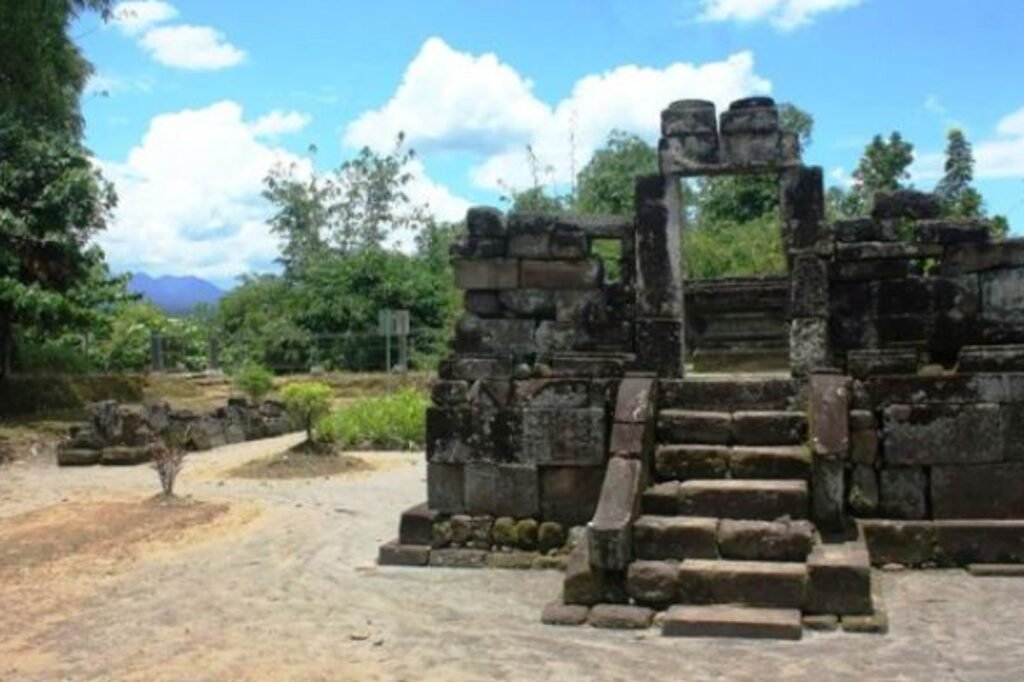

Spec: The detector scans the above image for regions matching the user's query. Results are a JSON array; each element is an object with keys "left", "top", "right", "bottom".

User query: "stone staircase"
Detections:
[{"left": 629, "top": 377, "right": 875, "bottom": 639}]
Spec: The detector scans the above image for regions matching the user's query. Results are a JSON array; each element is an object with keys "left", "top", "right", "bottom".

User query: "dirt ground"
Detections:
[{"left": 3, "top": 436, "right": 1024, "bottom": 681}]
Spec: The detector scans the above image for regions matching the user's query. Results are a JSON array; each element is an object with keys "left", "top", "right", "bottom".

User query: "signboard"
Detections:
[{"left": 378, "top": 309, "right": 410, "bottom": 336}]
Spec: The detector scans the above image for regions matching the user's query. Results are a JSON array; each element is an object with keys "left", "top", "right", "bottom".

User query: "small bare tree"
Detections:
[{"left": 148, "top": 427, "right": 188, "bottom": 497}]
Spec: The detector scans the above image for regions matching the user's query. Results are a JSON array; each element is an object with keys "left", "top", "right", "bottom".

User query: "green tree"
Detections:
[
  {"left": 0, "top": 1, "right": 119, "bottom": 379},
  {"left": 263, "top": 148, "right": 332, "bottom": 277},
  {"left": 575, "top": 130, "right": 657, "bottom": 215},
  {"left": 233, "top": 362, "right": 275, "bottom": 402},
  {"left": 0, "top": 115, "right": 117, "bottom": 378},
  {"left": 333, "top": 133, "right": 427, "bottom": 252},
  {"left": 215, "top": 274, "right": 310, "bottom": 370},
  {"left": 853, "top": 132, "right": 914, "bottom": 195},
  {"left": 827, "top": 132, "right": 915, "bottom": 220},
  {"left": 0, "top": 0, "right": 113, "bottom": 133},
  {"left": 281, "top": 381, "right": 333, "bottom": 444},
  {"left": 935, "top": 129, "right": 977, "bottom": 216}
]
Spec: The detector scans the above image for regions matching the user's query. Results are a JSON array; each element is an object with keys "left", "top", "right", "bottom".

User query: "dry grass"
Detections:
[
  {"left": 0, "top": 498, "right": 232, "bottom": 577},
  {"left": 225, "top": 445, "right": 373, "bottom": 480}
]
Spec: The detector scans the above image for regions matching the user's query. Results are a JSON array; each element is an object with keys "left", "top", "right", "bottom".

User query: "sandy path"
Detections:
[{"left": 2, "top": 436, "right": 1024, "bottom": 681}]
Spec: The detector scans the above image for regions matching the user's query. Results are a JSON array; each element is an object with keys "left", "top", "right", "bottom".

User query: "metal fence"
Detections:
[{"left": 150, "top": 326, "right": 449, "bottom": 375}]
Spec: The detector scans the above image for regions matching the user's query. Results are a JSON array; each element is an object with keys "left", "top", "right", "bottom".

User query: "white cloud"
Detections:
[
  {"left": 924, "top": 94, "right": 946, "bottom": 116},
  {"left": 829, "top": 166, "right": 854, "bottom": 189},
  {"left": 975, "top": 106, "right": 1024, "bottom": 178},
  {"left": 85, "top": 72, "right": 155, "bottom": 96},
  {"left": 249, "top": 110, "right": 313, "bottom": 137},
  {"left": 996, "top": 107, "right": 1024, "bottom": 138},
  {"left": 345, "top": 39, "right": 772, "bottom": 193},
  {"left": 97, "top": 101, "right": 309, "bottom": 283},
  {"left": 344, "top": 37, "right": 549, "bottom": 153},
  {"left": 139, "top": 25, "right": 246, "bottom": 70},
  {"left": 913, "top": 105, "right": 1024, "bottom": 181},
  {"left": 112, "top": 0, "right": 177, "bottom": 35},
  {"left": 697, "top": 0, "right": 862, "bottom": 31},
  {"left": 97, "top": 101, "right": 471, "bottom": 282}
]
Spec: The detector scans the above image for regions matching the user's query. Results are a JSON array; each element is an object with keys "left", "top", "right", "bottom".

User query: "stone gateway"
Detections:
[{"left": 380, "top": 96, "right": 1024, "bottom": 640}]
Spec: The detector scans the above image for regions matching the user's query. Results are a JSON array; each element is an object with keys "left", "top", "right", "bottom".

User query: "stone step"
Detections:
[
  {"left": 633, "top": 515, "right": 718, "bottom": 561},
  {"left": 718, "top": 519, "right": 816, "bottom": 561},
  {"left": 677, "top": 559, "right": 808, "bottom": 609},
  {"left": 732, "top": 411, "right": 808, "bottom": 446},
  {"left": 657, "top": 410, "right": 731, "bottom": 445},
  {"left": 657, "top": 410, "right": 808, "bottom": 447},
  {"left": 631, "top": 516, "right": 815, "bottom": 562},
  {"left": 805, "top": 540, "right": 874, "bottom": 615},
  {"left": 655, "top": 444, "right": 811, "bottom": 481},
  {"left": 678, "top": 479, "right": 808, "bottom": 520},
  {"left": 658, "top": 378, "right": 799, "bottom": 412},
  {"left": 661, "top": 605, "right": 802, "bottom": 640},
  {"left": 691, "top": 348, "right": 789, "bottom": 374}
]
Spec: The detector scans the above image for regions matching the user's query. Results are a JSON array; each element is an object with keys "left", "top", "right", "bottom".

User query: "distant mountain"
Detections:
[{"left": 128, "top": 273, "right": 226, "bottom": 314}]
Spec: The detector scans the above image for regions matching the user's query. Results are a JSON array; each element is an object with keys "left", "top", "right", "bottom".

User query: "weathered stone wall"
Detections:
[
  {"left": 829, "top": 191, "right": 1024, "bottom": 368},
  {"left": 57, "top": 398, "right": 292, "bottom": 466},
  {"left": 846, "top": 374, "right": 1024, "bottom": 521},
  {"left": 429, "top": 209, "right": 640, "bottom": 525}
]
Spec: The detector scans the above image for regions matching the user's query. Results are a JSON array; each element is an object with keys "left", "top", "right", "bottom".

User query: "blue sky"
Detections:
[{"left": 75, "top": 0, "right": 1024, "bottom": 288}]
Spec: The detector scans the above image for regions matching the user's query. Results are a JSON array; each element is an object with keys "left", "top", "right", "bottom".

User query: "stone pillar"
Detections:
[
  {"left": 634, "top": 174, "right": 685, "bottom": 377},
  {"left": 782, "top": 165, "right": 830, "bottom": 376},
  {"left": 809, "top": 372, "right": 850, "bottom": 534}
]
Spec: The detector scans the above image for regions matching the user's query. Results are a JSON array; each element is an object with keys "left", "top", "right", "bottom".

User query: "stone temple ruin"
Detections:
[{"left": 379, "top": 96, "right": 1024, "bottom": 639}]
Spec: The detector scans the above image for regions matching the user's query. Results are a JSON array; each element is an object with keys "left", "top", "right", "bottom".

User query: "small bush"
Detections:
[
  {"left": 233, "top": 362, "right": 275, "bottom": 402},
  {"left": 317, "top": 388, "right": 427, "bottom": 450},
  {"left": 281, "top": 381, "right": 333, "bottom": 443}
]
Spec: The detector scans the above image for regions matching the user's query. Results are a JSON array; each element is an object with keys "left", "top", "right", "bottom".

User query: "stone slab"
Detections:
[
  {"left": 378, "top": 540, "right": 430, "bottom": 567},
  {"left": 641, "top": 481, "right": 680, "bottom": 516},
  {"left": 589, "top": 458, "right": 642, "bottom": 570},
  {"left": 657, "top": 410, "right": 732, "bottom": 445},
  {"left": 655, "top": 444, "right": 729, "bottom": 480},
  {"left": 626, "top": 560, "right": 679, "bottom": 607},
  {"left": 540, "top": 466, "right": 605, "bottom": 526},
  {"left": 398, "top": 502, "right": 438, "bottom": 546},
  {"left": 882, "top": 403, "right": 1002, "bottom": 466},
  {"left": 633, "top": 515, "right": 718, "bottom": 561},
  {"left": 805, "top": 543, "right": 873, "bottom": 615},
  {"left": 732, "top": 411, "right": 808, "bottom": 447},
  {"left": 967, "top": 564, "right": 1024, "bottom": 577},
  {"left": 717, "top": 519, "right": 814, "bottom": 562},
  {"left": 662, "top": 605, "right": 802, "bottom": 640},
  {"left": 522, "top": 408, "right": 606, "bottom": 466},
  {"left": 678, "top": 480, "right": 808, "bottom": 521},
  {"left": 931, "top": 463, "right": 1024, "bottom": 519},
  {"left": 454, "top": 259, "right": 519, "bottom": 290},
  {"left": 587, "top": 604, "right": 654, "bottom": 629},
  {"left": 428, "top": 548, "right": 488, "bottom": 568},
  {"left": 427, "top": 462, "right": 465, "bottom": 514},
  {"left": 879, "top": 468, "right": 928, "bottom": 520},
  {"left": 541, "top": 602, "right": 590, "bottom": 626},
  {"left": 676, "top": 559, "right": 807, "bottom": 609}
]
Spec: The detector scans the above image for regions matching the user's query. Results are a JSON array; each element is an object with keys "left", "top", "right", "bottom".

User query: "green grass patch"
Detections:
[
  {"left": 317, "top": 388, "right": 427, "bottom": 450},
  {"left": 0, "top": 374, "right": 145, "bottom": 417}
]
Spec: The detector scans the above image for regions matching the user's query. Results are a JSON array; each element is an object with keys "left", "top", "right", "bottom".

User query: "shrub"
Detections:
[
  {"left": 317, "top": 388, "right": 427, "bottom": 450},
  {"left": 233, "top": 362, "right": 275, "bottom": 402},
  {"left": 281, "top": 381, "right": 333, "bottom": 443}
]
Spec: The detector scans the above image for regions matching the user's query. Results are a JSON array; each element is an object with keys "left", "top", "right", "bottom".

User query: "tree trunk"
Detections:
[{"left": 0, "top": 316, "right": 13, "bottom": 383}]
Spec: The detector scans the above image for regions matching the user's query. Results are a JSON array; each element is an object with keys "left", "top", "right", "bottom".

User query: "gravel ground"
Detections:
[{"left": 2, "top": 434, "right": 1024, "bottom": 681}]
